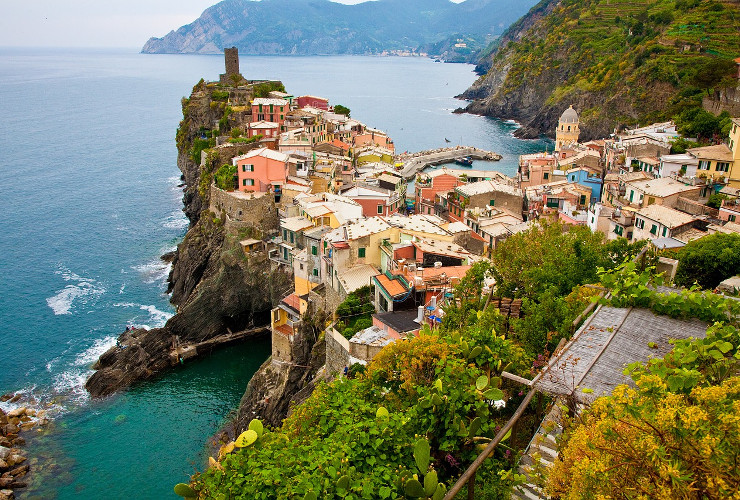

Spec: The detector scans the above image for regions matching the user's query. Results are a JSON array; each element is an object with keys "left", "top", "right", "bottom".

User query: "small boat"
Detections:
[{"left": 454, "top": 156, "right": 473, "bottom": 167}]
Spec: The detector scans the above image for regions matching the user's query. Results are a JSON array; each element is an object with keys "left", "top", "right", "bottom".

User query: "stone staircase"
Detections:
[{"left": 511, "top": 404, "right": 564, "bottom": 500}]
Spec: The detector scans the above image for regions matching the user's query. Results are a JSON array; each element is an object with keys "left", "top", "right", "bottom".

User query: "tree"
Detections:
[
  {"left": 333, "top": 104, "right": 351, "bottom": 117},
  {"left": 675, "top": 233, "right": 740, "bottom": 289},
  {"left": 491, "top": 220, "right": 610, "bottom": 299}
]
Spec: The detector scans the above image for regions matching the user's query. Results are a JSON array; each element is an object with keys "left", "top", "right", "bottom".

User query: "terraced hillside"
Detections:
[{"left": 462, "top": 0, "right": 740, "bottom": 140}]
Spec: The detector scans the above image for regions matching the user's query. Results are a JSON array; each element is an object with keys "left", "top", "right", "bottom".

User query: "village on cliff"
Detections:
[{"left": 192, "top": 50, "right": 740, "bottom": 374}]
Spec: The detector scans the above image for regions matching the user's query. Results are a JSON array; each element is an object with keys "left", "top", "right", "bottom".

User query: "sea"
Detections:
[{"left": 0, "top": 48, "right": 550, "bottom": 499}]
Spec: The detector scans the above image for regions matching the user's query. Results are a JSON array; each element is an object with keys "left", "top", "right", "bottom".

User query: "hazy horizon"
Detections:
[{"left": 1, "top": 0, "right": 465, "bottom": 49}]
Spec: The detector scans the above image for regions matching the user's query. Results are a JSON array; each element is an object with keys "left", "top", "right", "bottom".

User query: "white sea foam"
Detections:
[
  {"left": 140, "top": 304, "right": 173, "bottom": 326},
  {"left": 163, "top": 210, "right": 189, "bottom": 230},
  {"left": 74, "top": 336, "right": 117, "bottom": 367},
  {"left": 46, "top": 266, "right": 105, "bottom": 315},
  {"left": 133, "top": 260, "right": 172, "bottom": 284},
  {"left": 113, "top": 302, "right": 173, "bottom": 328}
]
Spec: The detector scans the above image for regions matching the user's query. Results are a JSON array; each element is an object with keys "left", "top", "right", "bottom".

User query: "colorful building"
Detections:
[
  {"left": 251, "top": 98, "right": 288, "bottom": 130},
  {"left": 297, "top": 95, "right": 329, "bottom": 111},
  {"left": 233, "top": 147, "right": 289, "bottom": 195}
]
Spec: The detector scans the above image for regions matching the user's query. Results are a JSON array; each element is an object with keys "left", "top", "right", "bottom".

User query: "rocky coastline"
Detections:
[
  {"left": 84, "top": 77, "right": 313, "bottom": 438},
  {"left": 0, "top": 395, "right": 51, "bottom": 500}
]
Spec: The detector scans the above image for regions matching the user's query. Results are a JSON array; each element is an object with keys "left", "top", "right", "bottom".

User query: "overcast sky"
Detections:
[{"left": 1, "top": 0, "right": 460, "bottom": 48}]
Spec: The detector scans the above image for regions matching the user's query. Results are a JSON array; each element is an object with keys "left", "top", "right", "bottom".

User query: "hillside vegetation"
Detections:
[{"left": 463, "top": 0, "right": 740, "bottom": 140}]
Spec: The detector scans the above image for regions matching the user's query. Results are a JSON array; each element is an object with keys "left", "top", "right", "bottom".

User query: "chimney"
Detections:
[{"left": 415, "top": 305, "right": 424, "bottom": 323}]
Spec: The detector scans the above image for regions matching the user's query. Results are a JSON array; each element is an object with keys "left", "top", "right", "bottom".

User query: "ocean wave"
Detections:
[
  {"left": 132, "top": 259, "right": 171, "bottom": 284},
  {"left": 163, "top": 210, "right": 189, "bottom": 230},
  {"left": 46, "top": 266, "right": 105, "bottom": 315},
  {"left": 140, "top": 304, "right": 173, "bottom": 326},
  {"left": 113, "top": 302, "right": 173, "bottom": 328},
  {"left": 74, "top": 336, "right": 117, "bottom": 367}
]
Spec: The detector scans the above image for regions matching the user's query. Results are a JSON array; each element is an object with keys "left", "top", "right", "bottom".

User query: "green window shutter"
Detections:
[
  {"left": 311, "top": 246, "right": 317, "bottom": 255},
  {"left": 358, "top": 247, "right": 366, "bottom": 258},
  {"left": 662, "top": 227, "right": 667, "bottom": 237},
  {"left": 313, "top": 269, "right": 318, "bottom": 276},
  {"left": 650, "top": 224, "right": 657, "bottom": 235},
  {"left": 629, "top": 191, "right": 634, "bottom": 202},
  {"left": 489, "top": 199, "right": 495, "bottom": 206},
  {"left": 580, "top": 195, "right": 586, "bottom": 205}
]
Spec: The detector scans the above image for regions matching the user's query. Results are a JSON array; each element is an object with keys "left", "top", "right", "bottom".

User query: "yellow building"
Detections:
[
  {"left": 727, "top": 118, "right": 740, "bottom": 187},
  {"left": 555, "top": 105, "right": 580, "bottom": 152}
]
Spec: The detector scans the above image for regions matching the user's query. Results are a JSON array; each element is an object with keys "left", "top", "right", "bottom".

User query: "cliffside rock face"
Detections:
[
  {"left": 141, "top": 0, "right": 538, "bottom": 56},
  {"left": 234, "top": 309, "right": 329, "bottom": 431},
  {"left": 86, "top": 80, "right": 293, "bottom": 397},
  {"left": 86, "top": 229, "right": 293, "bottom": 397},
  {"left": 461, "top": 0, "right": 740, "bottom": 140}
]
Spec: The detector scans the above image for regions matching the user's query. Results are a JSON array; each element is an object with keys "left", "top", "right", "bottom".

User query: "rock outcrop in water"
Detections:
[{"left": 86, "top": 80, "right": 293, "bottom": 397}]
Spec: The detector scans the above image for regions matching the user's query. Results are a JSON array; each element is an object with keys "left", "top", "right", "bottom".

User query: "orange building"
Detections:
[{"left": 233, "top": 147, "right": 289, "bottom": 194}]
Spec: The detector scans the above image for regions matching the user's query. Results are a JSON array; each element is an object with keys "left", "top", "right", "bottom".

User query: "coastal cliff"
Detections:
[
  {"left": 460, "top": 0, "right": 740, "bottom": 140},
  {"left": 141, "top": 0, "right": 538, "bottom": 58},
  {"left": 86, "top": 80, "right": 293, "bottom": 397}
]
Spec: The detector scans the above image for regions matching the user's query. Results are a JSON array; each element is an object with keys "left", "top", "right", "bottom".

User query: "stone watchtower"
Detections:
[
  {"left": 220, "top": 47, "right": 243, "bottom": 84},
  {"left": 555, "top": 105, "right": 580, "bottom": 152}
]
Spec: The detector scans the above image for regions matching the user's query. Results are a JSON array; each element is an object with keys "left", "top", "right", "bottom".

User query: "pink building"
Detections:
[
  {"left": 339, "top": 185, "right": 401, "bottom": 217},
  {"left": 719, "top": 199, "right": 740, "bottom": 223},
  {"left": 353, "top": 130, "right": 394, "bottom": 153},
  {"left": 248, "top": 120, "right": 279, "bottom": 139},
  {"left": 297, "top": 95, "right": 329, "bottom": 110},
  {"left": 415, "top": 169, "right": 464, "bottom": 215},
  {"left": 251, "top": 98, "right": 288, "bottom": 130},
  {"left": 233, "top": 147, "right": 289, "bottom": 194}
]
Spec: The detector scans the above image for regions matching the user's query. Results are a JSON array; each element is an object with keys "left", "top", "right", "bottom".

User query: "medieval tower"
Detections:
[{"left": 220, "top": 47, "right": 242, "bottom": 84}]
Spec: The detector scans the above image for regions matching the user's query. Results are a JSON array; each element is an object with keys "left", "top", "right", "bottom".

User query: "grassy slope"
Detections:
[{"left": 473, "top": 0, "right": 740, "bottom": 137}]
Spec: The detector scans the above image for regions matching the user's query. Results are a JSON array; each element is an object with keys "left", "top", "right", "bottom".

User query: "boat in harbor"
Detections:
[{"left": 454, "top": 156, "right": 473, "bottom": 166}]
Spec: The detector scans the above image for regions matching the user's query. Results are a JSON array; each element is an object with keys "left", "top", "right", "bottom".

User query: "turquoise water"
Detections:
[{"left": 0, "top": 48, "right": 548, "bottom": 499}]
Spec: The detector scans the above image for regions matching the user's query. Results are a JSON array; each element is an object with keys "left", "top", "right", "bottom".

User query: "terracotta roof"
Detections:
[
  {"left": 374, "top": 274, "right": 408, "bottom": 297},
  {"left": 281, "top": 293, "right": 302, "bottom": 313},
  {"left": 274, "top": 324, "right": 293, "bottom": 337}
]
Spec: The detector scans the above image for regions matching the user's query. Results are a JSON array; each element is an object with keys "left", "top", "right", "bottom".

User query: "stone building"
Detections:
[
  {"left": 555, "top": 105, "right": 580, "bottom": 152},
  {"left": 220, "top": 46, "right": 243, "bottom": 84}
]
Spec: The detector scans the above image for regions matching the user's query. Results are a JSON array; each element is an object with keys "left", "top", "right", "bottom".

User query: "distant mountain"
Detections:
[
  {"left": 461, "top": 0, "right": 740, "bottom": 140},
  {"left": 141, "top": 0, "right": 538, "bottom": 57}
]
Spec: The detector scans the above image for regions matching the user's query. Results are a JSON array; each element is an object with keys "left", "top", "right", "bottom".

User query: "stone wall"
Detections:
[
  {"left": 210, "top": 186, "right": 279, "bottom": 234},
  {"left": 325, "top": 327, "right": 350, "bottom": 375},
  {"left": 272, "top": 329, "right": 294, "bottom": 363},
  {"left": 324, "top": 284, "right": 345, "bottom": 319},
  {"left": 703, "top": 87, "right": 740, "bottom": 117}
]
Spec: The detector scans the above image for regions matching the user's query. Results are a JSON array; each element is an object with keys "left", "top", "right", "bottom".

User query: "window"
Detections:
[
  {"left": 650, "top": 224, "right": 658, "bottom": 235},
  {"left": 313, "top": 269, "right": 318, "bottom": 276},
  {"left": 241, "top": 164, "right": 254, "bottom": 172},
  {"left": 377, "top": 205, "right": 384, "bottom": 214},
  {"left": 629, "top": 191, "right": 634, "bottom": 202},
  {"left": 698, "top": 160, "right": 710, "bottom": 170},
  {"left": 299, "top": 263, "right": 304, "bottom": 270},
  {"left": 614, "top": 225, "right": 623, "bottom": 236},
  {"left": 716, "top": 162, "right": 730, "bottom": 172},
  {"left": 662, "top": 227, "right": 667, "bottom": 237},
  {"left": 729, "top": 214, "right": 737, "bottom": 222},
  {"left": 647, "top": 197, "right": 655, "bottom": 205},
  {"left": 358, "top": 247, "right": 366, "bottom": 258},
  {"left": 289, "top": 232, "right": 294, "bottom": 243},
  {"left": 489, "top": 199, "right": 495, "bottom": 207},
  {"left": 242, "top": 178, "right": 254, "bottom": 186},
  {"left": 543, "top": 172, "right": 549, "bottom": 180},
  {"left": 635, "top": 218, "right": 645, "bottom": 229},
  {"left": 283, "top": 229, "right": 287, "bottom": 240},
  {"left": 273, "top": 309, "right": 280, "bottom": 323},
  {"left": 311, "top": 245, "right": 317, "bottom": 256},
  {"left": 579, "top": 195, "right": 587, "bottom": 205}
]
